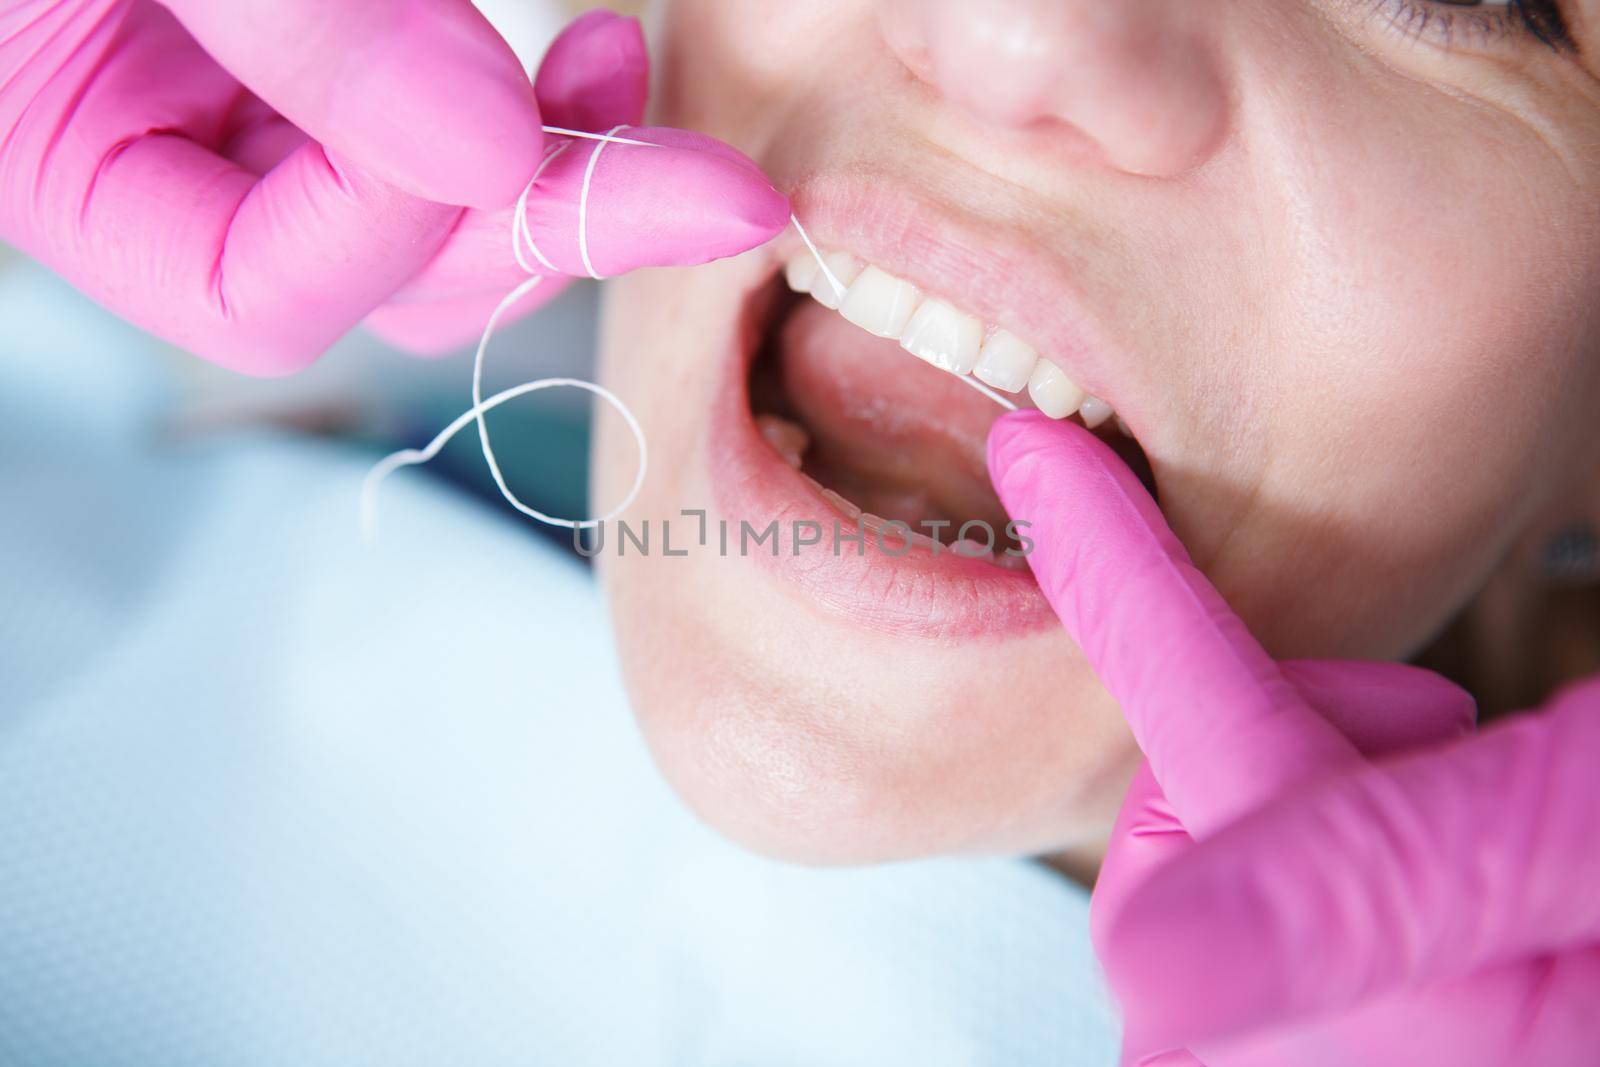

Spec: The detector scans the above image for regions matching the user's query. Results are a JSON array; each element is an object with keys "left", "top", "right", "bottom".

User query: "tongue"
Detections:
[{"left": 775, "top": 298, "right": 1012, "bottom": 536}]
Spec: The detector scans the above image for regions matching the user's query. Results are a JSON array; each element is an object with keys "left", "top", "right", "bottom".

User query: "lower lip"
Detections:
[{"left": 707, "top": 276, "right": 1056, "bottom": 641}]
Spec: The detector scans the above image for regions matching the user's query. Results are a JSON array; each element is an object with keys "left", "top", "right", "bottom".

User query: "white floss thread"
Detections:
[
  {"left": 362, "top": 125, "right": 656, "bottom": 541},
  {"left": 361, "top": 128, "right": 1011, "bottom": 541}
]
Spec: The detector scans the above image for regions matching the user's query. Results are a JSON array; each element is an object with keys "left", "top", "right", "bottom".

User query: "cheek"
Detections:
[
  {"left": 1232, "top": 30, "right": 1597, "bottom": 438},
  {"left": 654, "top": 0, "right": 877, "bottom": 135},
  {"left": 1296, "top": 124, "right": 1594, "bottom": 502},
  {"left": 1181, "top": 51, "right": 1600, "bottom": 655}
]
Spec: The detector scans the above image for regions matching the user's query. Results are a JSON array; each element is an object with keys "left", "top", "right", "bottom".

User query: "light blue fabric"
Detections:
[{"left": 0, "top": 264, "right": 1120, "bottom": 1066}]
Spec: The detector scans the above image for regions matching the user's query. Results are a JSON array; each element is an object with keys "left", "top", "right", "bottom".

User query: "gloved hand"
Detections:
[
  {"left": 0, "top": 3, "right": 788, "bottom": 373},
  {"left": 987, "top": 411, "right": 1600, "bottom": 1067}
]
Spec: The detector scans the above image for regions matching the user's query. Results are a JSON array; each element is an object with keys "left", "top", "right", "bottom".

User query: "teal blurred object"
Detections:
[
  {"left": 150, "top": 273, "right": 609, "bottom": 548},
  {"left": 367, "top": 280, "right": 608, "bottom": 535},
  {"left": 387, "top": 380, "right": 595, "bottom": 541}
]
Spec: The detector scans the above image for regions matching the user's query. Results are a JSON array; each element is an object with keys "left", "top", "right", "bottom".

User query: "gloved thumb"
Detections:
[
  {"left": 519, "top": 126, "right": 791, "bottom": 279},
  {"left": 371, "top": 123, "right": 791, "bottom": 340},
  {"left": 157, "top": 0, "right": 542, "bottom": 210}
]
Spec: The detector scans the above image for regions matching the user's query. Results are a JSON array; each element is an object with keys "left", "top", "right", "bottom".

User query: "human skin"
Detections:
[{"left": 590, "top": 0, "right": 1600, "bottom": 864}]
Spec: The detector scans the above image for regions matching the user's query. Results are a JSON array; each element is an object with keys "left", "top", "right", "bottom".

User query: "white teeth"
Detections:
[
  {"left": 1027, "top": 359, "right": 1086, "bottom": 420},
  {"left": 810, "top": 252, "right": 861, "bottom": 310},
  {"left": 974, "top": 329, "right": 1039, "bottom": 394},
  {"left": 818, "top": 485, "right": 863, "bottom": 521},
  {"left": 839, "top": 266, "right": 921, "bottom": 338},
  {"left": 788, "top": 243, "right": 1118, "bottom": 426},
  {"left": 859, "top": 511, "right": 942, "bottom": 551},
  {"left": 784, "top": 255, "right": 819, "bottom": 294},
  {"left": 900, "top": 298, "right": 982, "bottom": 375},
  {"left": 1079, "top": 395, "right": 1114, "bottom": 430}
]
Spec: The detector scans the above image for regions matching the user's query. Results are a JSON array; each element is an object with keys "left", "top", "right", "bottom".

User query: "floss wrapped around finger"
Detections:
[{"left": 361, "top": 123, "right": 789, "bottom": 539}]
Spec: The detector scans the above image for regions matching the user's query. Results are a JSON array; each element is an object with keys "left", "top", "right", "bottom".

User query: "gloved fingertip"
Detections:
[
  {"left": 1279, "top": 660, "right": 1479, "bottom": 753},
  {"left": 599, "top": 161, "right": 788, "bottom": 268},
  {"left": 370, "top": 88, "right": 543, "bottom": 213},
  {"left": 524, "top": 127, "right": 791, "bottom": 275},
  {"left": 536, "top": 9, "right": 650, "bottom": 130},
  {"left": 984, "top": 409, "right": 1082, "bottom": 500},
  {"left": 448, "top": 97, "right": 546, "bottom": 212},
  {"left": 629, "top": 126, "right": 773, "bottom": 180},
  {"left": 334, "top": 5, "right": 545, "bottom": 210},
  {"left": 986, "top": 408, "right": 1053, "bottom": 465},
  {"left": 412, "top": 74, "right": 543, "bottom": 210}
]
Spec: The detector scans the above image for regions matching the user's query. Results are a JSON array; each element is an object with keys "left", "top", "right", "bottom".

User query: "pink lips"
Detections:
[{"left": 706, "top": 241, "right": 1056, "bottom": 642}]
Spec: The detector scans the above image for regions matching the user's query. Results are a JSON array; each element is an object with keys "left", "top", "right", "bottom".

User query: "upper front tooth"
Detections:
[
  {"left": 899, "top": 298, "right": 982, "bottom": 375},
  {"left": 1079, "top": 396, "right": 1114, "bottom": 429},
  {"left": 973, "top": 329, "right": 1039, "bottom": 394},
  {"left": 839, "top": 266, "right": 921, "bottom": 338},
  {"left": 790, "top": 246, "right": 1112, "bottom": 424},
  {"left": 810, "top": 252, "right": 862, "bottom": 309},
  {"left": 1027, "top": 359, "right": 1087, "bottom": 419},
  {"left": 785, "top": 254, "right": 819, "bottom": 294}
]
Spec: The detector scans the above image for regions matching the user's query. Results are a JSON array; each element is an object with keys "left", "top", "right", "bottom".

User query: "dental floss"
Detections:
[
  {"left": 359, "top": 375, "right": 646, "bottom": 538},
  {"left": 362, "top": 127, "right": 1012, "bottom": 541},
  {"left": 956, "top": 374, "right": 1018, "bottom": 412},
  {"left": 362, "top": 125, "right": 657, "bottom": 541},
  {"left": 791, "top": 213, "right": 846, "bottom": 300},
  {"left": 539, "top": 125, "right": 661, "bottom": 149}
]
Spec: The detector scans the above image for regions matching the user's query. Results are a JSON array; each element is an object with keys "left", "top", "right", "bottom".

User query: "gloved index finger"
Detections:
[
  {"left": 159, "top": 0, "right": 542, "bottom": 210},
  {"left": 986, "top": 412, "right": 1360, "bottom": 837}
]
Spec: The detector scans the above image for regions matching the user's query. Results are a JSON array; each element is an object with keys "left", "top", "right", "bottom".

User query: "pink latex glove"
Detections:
[
  {"left": 0, "top": 4, "right": 788, "bottom": 373},
  {"left": 987, "top": 411, "right": 1600, "bottom": 1067}
]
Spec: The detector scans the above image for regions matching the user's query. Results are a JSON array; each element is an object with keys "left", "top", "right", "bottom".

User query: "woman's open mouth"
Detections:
[{"left": 706, "top": 184, "right": 1153, "bottom": 640}]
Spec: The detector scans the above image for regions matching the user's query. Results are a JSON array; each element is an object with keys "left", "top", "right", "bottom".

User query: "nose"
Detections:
[{"left": 878, "top": 0, "right": 1229, "bottom": 176}]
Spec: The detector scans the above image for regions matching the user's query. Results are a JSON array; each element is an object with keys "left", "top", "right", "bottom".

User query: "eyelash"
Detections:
[{"left": 1375, "top": 0, "right": 1572, "bottom": 50}]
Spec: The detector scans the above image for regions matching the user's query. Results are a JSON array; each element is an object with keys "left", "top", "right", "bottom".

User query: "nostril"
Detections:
[
  {"left": 1077, "top": 62, "right": 1230, "bottom": 178},
  {"left": 929, "top": 39, "right": 1065, "bottom": 131}
]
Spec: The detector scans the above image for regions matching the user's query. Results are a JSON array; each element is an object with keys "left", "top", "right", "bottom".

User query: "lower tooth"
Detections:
[
  {"left": 818, "top": 485, "right": 863, "bottom": 521},
  {"left": 952, "top": 537, "right": 995, "bottom": 561},
  {"left": 756, "top": 414, "right": 809, "bottom": 470},
  {"left": 858, "top": 510, "right": 897, "bottom": 537},
  {"left": 859, "top": 511, "right": 940, "bottom": 550}
]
